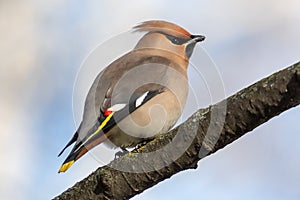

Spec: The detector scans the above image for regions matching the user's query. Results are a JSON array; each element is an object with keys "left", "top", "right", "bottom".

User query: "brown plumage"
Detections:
[
  {"left": 58, "top": 20, "right": 205, "bottom": 172},
  {"left": 134, "top": 20, "right": 192, "bottom": 39}
]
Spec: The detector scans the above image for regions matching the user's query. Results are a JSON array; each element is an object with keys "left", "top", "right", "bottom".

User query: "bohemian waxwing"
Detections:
[{"left": 58, "top": 20, "right": 205, "bottom": 172}]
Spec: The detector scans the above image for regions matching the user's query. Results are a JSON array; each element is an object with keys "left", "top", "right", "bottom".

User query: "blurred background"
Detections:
[{"left": 0, "top": 0, "right": 299, "bottom": 199}]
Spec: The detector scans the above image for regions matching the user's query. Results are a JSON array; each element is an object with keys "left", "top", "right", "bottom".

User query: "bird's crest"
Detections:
[{"left": 134, "top": 20, "right": 192, "bottom": 39}]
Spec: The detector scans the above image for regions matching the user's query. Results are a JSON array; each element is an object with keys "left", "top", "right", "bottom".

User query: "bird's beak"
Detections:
[
  {"left": 190, "top": 35, "right": 206, "bottom": 43},
  {"left": 185, "top": 35, "right": 205, "bottom": 58}
]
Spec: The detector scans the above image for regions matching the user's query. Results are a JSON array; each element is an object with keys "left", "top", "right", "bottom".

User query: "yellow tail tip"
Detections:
[{"left": 58, "top": 160, "right": 75, "bottom": 173}]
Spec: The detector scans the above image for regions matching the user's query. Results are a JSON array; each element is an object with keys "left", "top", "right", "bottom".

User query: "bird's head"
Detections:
[{"left": 133, "top": 20, "right": 205, "bottom": 60}]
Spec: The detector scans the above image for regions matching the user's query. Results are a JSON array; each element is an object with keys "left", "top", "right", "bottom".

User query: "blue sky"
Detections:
[{"left": 0, "top": 1, "right": 300, "bottom": 199}]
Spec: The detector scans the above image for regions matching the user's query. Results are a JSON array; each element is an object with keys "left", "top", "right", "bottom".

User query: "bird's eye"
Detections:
[
  {"left": 171, "top": 37, "right": 179, "bottom": 44},
  {"left": 165, "top": 35, "right": 187, "bottom": 45}
]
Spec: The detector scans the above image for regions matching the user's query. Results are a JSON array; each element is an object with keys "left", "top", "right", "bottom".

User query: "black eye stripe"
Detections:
[{"left": 165, "top": 34, "right": 189, "bottom": 45}]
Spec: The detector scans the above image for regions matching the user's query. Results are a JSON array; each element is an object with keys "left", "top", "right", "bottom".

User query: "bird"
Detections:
[{"left": 58, "top": 20, "right": 205, "bottom": 173}]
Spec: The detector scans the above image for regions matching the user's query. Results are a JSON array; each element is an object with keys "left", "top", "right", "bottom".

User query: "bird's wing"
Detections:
[
  {"left": 58, "top": 50, "right": 180, "bottom": 172},
  {"left": 57, "top": 131, "right": 78, "bottom": 157},
  {"left": 76, "top": 85, "right": 166, "bottom": 152},
  {"left": 58, "top": 85, "right": 166, "bottom": 173},
  {"left": 79, "top": 50, "right": 172, "bottom": 139}
]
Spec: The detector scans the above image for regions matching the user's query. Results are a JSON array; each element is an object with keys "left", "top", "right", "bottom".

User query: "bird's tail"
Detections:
[
  {"left": 58, "top": 112, "right": 115, "bottom": 173},
  {"left": 58, "top": 133, "right": 108, "bottom": 173}
]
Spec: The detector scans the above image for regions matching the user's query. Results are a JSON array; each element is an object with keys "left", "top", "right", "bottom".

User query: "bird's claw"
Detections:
[{"left": 114, "top": 147, "right": 129, "bottom": 159}]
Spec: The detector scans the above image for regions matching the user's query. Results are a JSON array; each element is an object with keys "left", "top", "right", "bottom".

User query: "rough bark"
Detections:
[{"left": 53, "top": 61, "right": 300, "bottom": 200}]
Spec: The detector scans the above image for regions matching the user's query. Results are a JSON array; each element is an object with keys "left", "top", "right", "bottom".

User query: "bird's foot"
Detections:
[
  {"left": 114, "top": 147, "right": 129, "bottom": 159},
  {"left": 132, "top": 139, "right": 153, "bottom": 153}
]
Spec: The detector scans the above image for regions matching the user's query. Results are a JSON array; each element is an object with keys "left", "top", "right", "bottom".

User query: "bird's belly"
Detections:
[
  {"left": 106, "top": 90, "right": 185, "bottom": 148},
  {"left": 106, "top": 115, "right": 179, "bottom": 148}
]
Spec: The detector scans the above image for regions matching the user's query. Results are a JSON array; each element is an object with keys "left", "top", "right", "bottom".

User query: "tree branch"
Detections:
[{"left": 54, "top": 61, "right": 300, "bottom": 200}]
